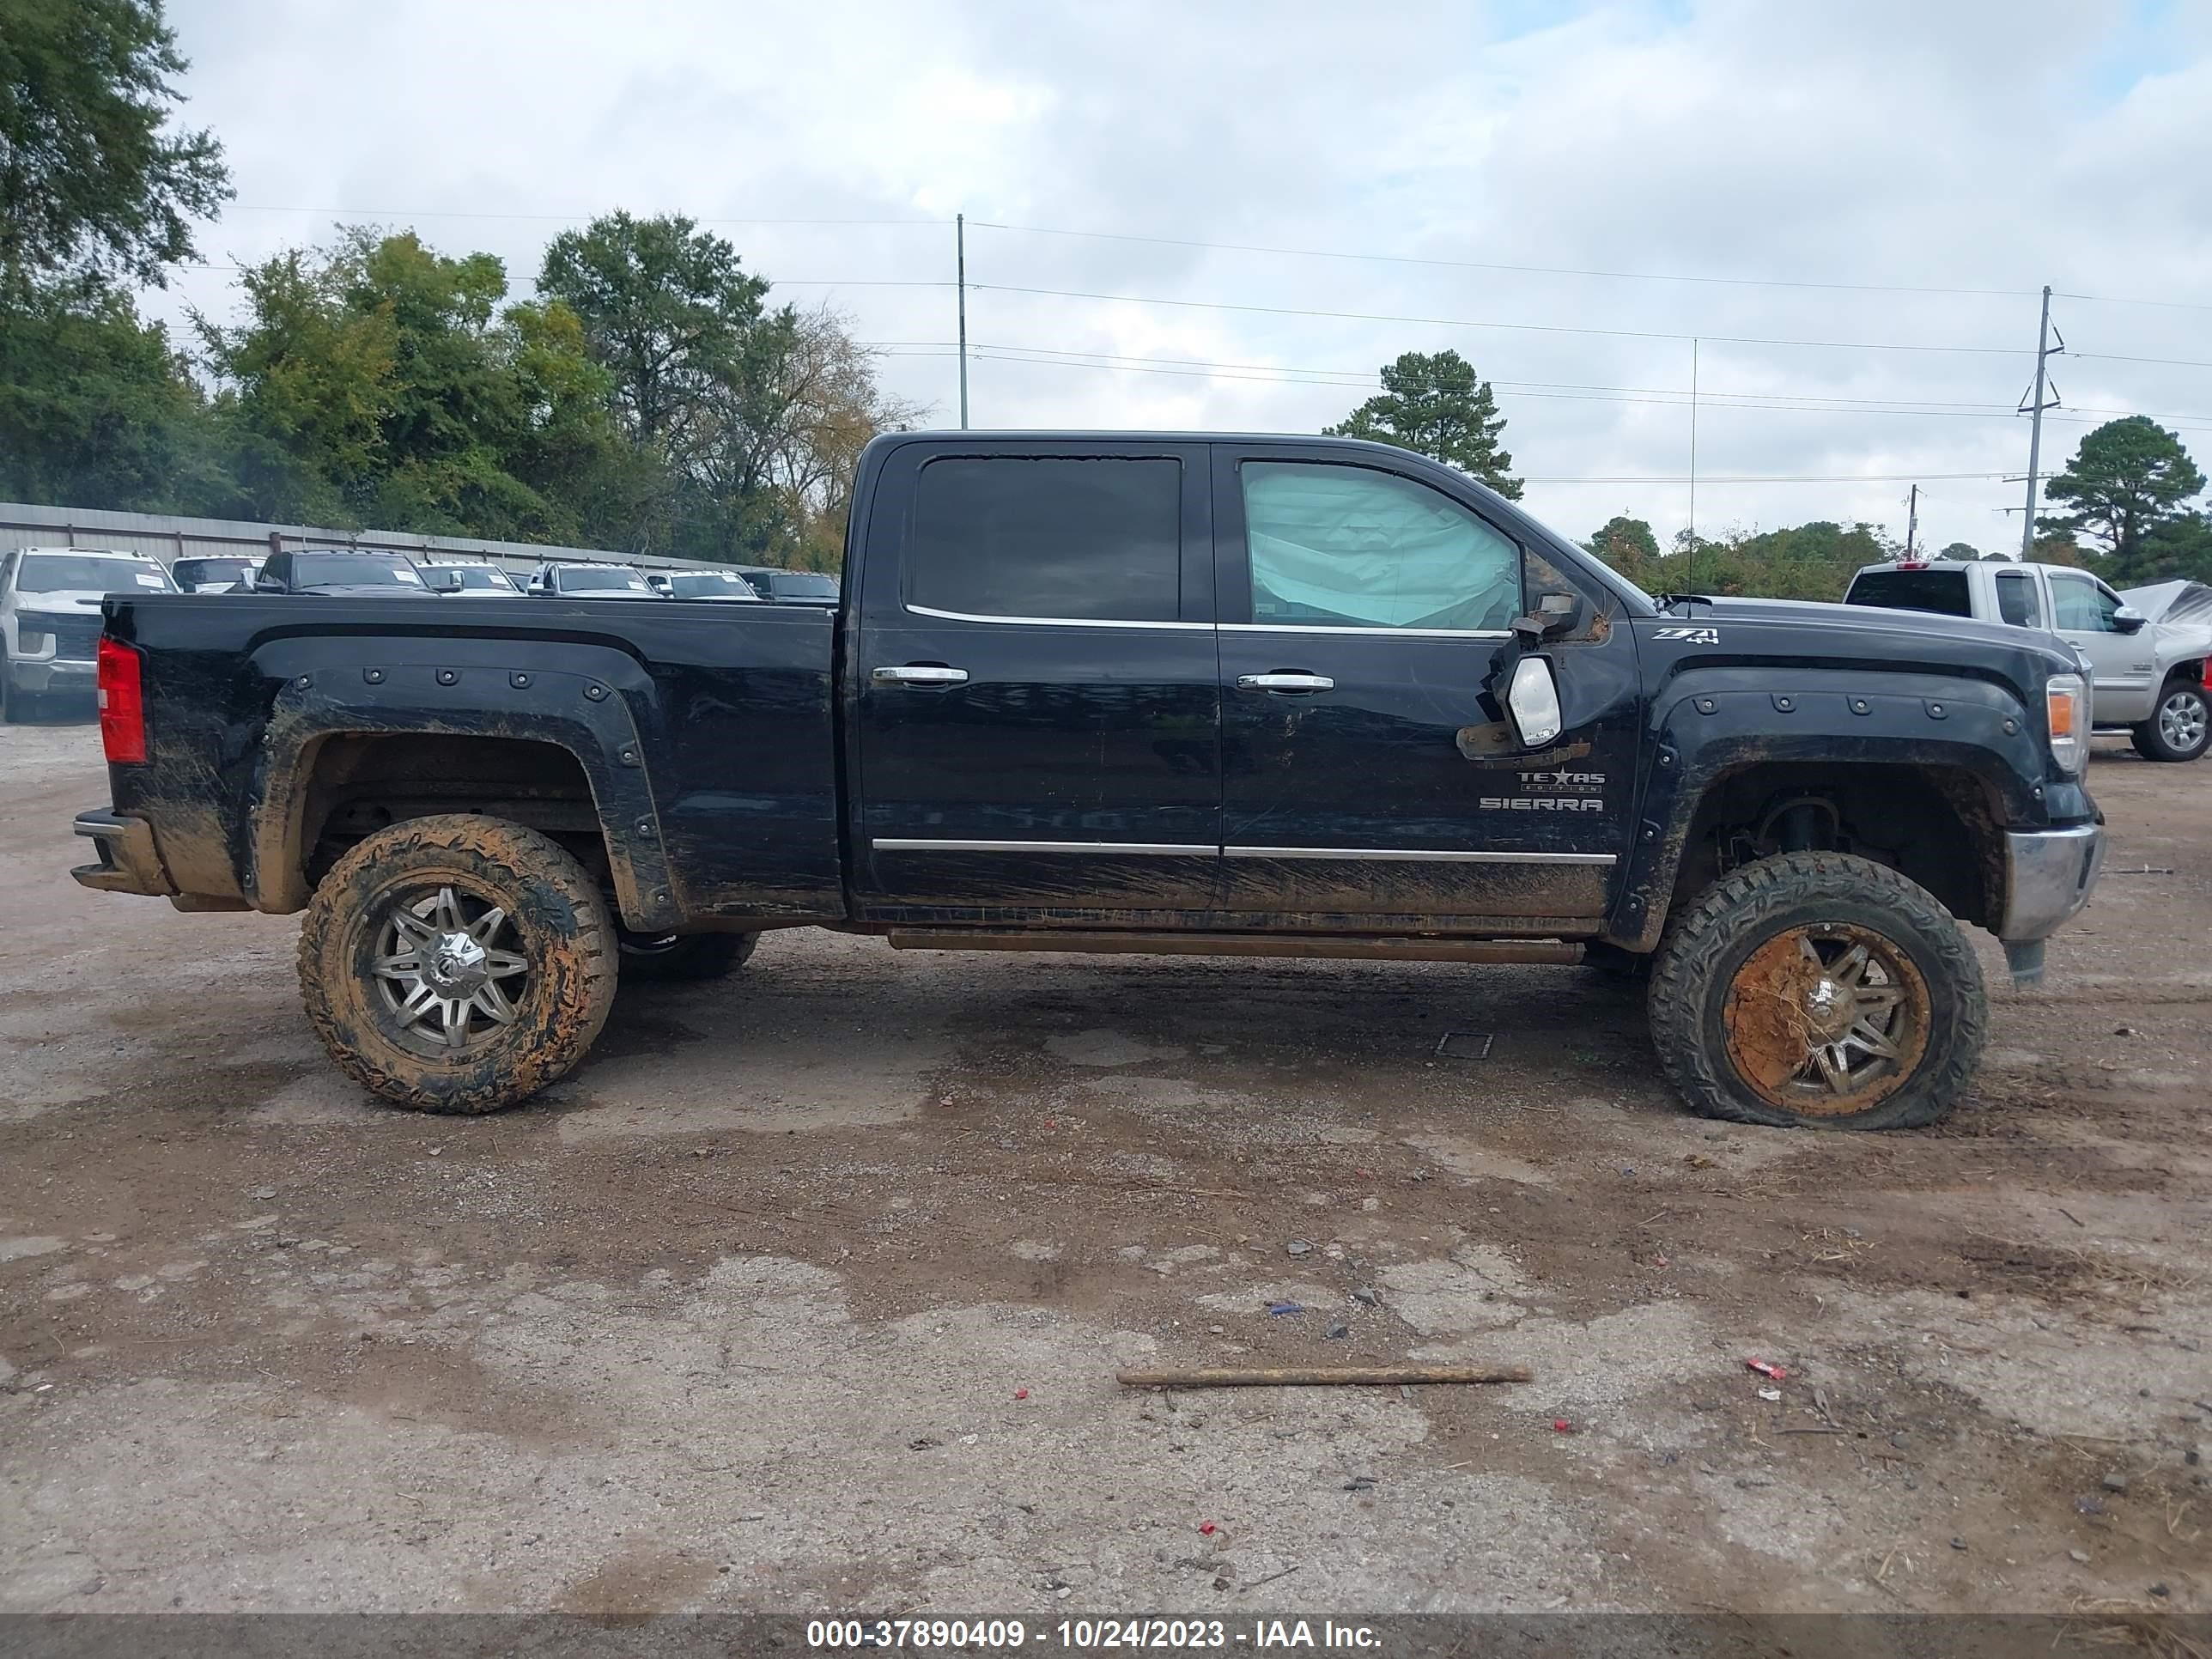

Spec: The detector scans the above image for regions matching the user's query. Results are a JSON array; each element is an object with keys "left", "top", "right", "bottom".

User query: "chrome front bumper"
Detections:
[
  {"left": 1997, "top": 822, "right": 2104, "bottom": 986},
  {"left": 2000, "top": 822, "right": 2105, "bottom": 942}
]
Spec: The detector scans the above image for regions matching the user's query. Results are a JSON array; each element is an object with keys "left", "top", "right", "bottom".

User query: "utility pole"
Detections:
[
  {"left": 956, "top": 213, "right": 969, "bottom": 430},
  {"left": 2019, "top": 284, "right": 2062, "bottom": 558},
  {"left": 1905, "top": 484, "right": 1919, "bottom": 558},
  {"left": 1686, "top": 337, "right": 1699, "bottom": 586}
]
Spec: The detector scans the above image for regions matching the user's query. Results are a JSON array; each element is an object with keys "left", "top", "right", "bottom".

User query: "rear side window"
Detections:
[
  {"left": 1994, "top": 569, "right": 2043, "bottom": 628},
  {"left": 908, "top": 457, "right": 1182, "bottom": 623},
  {"left": 1844, "top": 568, "right": 1972, "bottom": 618}
]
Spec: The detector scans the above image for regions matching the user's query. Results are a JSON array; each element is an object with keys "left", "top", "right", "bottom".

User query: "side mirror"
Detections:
[
  {"left": 1505, "top": 655, "right": 1564, "bottom": 749},
  {"left": 2112, "top": 605, "right": 2147, "bottom": 634},
  {"left": 1534, "top": 590, "right": 1587, "bottom": 638},
  {"left": 427, "top": 570, "right": 464, "bottom": 594}
]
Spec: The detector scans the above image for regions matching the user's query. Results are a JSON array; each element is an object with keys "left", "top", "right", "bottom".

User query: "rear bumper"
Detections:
[
  {"left": 1998, "top": 822, "right": 2104, "bottom": 943},
  {"left": 71, "top": 808, "right": 174, "bottom": 897}
]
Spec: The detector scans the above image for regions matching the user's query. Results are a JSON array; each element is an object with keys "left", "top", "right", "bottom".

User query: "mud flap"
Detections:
[{"left": 2002, "top": 939, "right": 2046, "bottom": 988}]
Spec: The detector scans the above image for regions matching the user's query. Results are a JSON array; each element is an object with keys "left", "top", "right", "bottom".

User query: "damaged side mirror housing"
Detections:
[{"left": 1505, "top": 655, "right": 1563, "bottom": 749}]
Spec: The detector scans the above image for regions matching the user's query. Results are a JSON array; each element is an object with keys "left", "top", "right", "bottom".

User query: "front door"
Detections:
[
  {"left": 2049, "top": 568, "right": 2155, "bottom": 723},
  {"left": 852, "top": 440, "right": 1221, "bottom": 921},
  {"left": 1210, "top": 443, "right": 1642, "bottom": 930}
]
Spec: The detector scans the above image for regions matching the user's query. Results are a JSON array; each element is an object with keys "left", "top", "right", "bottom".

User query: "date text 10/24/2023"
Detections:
[{"left": 805, "top": 1618, "right": 1382, "bottom": 1650}]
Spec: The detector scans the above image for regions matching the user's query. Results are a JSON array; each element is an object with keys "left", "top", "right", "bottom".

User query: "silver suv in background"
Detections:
[
  {"left": 527, "top": 561, "right": 658, "bottom": 599},
  {"left": 1843, "top": 557, "right": 2212, "bottom": 762},
  {"left": 3, "top": 546, "right": 177, "bottom": 720}
]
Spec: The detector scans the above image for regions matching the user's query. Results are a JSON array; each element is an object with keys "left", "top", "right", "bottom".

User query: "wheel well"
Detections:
[
  {"left": 1666, "top": 762, "right": 2002, "bottom": 933},
  {"left": 2165, "top": 659, "right": 2205, "bottom": 688},
  {"left": 292, "top": 733, "right": 611, "bottom": 893}
]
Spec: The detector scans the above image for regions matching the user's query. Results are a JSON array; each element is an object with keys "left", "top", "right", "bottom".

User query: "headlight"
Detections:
[
  {"left": 2045, "top": 672, "right": 2087, "bottom": 775},
  {"left": 15, "top": 627, "right": 52, "bottom": 655}
]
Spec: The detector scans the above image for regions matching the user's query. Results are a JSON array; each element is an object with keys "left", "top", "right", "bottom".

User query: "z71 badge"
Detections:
[{"left": 1654, "top": 626, "right": 1719, "bottom": 644}]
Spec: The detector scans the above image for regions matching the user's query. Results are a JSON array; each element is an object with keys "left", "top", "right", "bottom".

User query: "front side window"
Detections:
[
  {"left": 1994, "top": 569, "right": 2043, "bottom": 629},
  {"left": 1240, "top": 462, "right": 1520, "bottom": 631},
  {"left": 2050, "top": 573, "right": 2120, "bottom": 631},
  {"left": 17, "top": 555, "right": 173, "bottom": 594},
  {"left": 908, "top": 456, "right": 1182, "bottom": 623}
]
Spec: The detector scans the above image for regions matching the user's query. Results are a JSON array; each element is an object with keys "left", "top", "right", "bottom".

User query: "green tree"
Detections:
[
  {"left": 538, "top": 212, "right": 777, "bottom": 465},
  {"left": 1937, "top": 541, "right": 1981, "bottom": 560},
  {"left": 1584, "top": 515, "right": 1662, "bottom": 586},
  {"left": 0, "top": 281, "right": 209, "bottom": 507},
  {"left": 2107, "top": 512, "right": 2212, "bottom": 586},
  {"left": 200, "top": 228, "right": 623, "bottom": 541},
  {"left": 0, "top": 0, "right": 231, "bottom": 295},
  {"left": 2038, "top": 416, "right": 2205, "bottom": 561},
  {"left": 1325, "top": 349, "right": 1522, "bottom": 498}
]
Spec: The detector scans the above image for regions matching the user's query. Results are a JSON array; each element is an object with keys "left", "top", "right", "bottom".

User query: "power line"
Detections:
[
  {"left": 969, "top": 218, "right": 2037, "bottom": 301},
  {"left": 965, "top": 283, "right": 2029, "bottom": 356},
  {"left": 227, "top": 204, "right": 939, "bottom": 226},
  {"left": 2073, "top": 350, "right": 2212, "bottom": 370},
  {"left": 890, "top": 340, "right": 2212, "bottom": 432}
]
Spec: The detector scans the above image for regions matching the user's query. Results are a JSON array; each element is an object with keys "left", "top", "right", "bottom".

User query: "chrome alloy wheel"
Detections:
[
  {"left": 2158, "top": 688, "right": 2208, "bottom": 754},
  {"left": 1722, "top": 922, "right": 1930, "bottom": 1114},
  {"left": 370, "top": 885, "right": 531, "bottom": 1049}
]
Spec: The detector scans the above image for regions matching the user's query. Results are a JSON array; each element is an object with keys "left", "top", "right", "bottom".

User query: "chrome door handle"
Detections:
[
  {"left": 1237, "top": 672, "right": 1334, "bottom": 693},
  {"left": 872, "top": 665, "right": 969, "bottom": 686}
]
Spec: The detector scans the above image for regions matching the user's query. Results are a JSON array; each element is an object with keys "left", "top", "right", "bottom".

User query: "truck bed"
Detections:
[{"left": 97, "top": 593, "right": 845, "bottom": 927}]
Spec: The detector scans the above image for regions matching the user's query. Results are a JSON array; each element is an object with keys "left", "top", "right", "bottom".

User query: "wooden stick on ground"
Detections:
[{"left": 1116, "top": 1364, "right": 1531, "bottom": 1389}]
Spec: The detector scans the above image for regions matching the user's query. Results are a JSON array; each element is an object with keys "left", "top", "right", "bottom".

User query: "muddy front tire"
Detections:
[
  {"left": 298, "top": 815, "right": 617, "bottom": 1114},
  {"left": 1646, "top": 851, "right": 1986, "bottom": 1130}
]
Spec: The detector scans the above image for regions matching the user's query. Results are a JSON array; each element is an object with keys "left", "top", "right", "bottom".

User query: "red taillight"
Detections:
[
  {"left": 1895, "top": 560, "right": 1929, "bottom": 570},
  {"left": 2203, "top": 659, "right": 2211, "bottom": 690},
  {"left": 97, "top": 637, "right": 146, "bottom": 764}
]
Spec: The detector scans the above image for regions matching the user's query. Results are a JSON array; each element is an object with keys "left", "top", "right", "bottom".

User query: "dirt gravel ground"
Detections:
[{"left": 1, "top": 715, "right": 2205, "bottom": 1619}]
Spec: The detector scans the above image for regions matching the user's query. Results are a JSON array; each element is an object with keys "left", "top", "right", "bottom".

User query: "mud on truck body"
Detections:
[{"left": 73, "top": 432, "right": 2104, "bottom": 1130}]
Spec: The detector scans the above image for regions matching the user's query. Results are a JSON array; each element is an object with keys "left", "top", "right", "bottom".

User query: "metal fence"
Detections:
[{"left": 0, "top": 501, "right": 736, "bottom": 580}]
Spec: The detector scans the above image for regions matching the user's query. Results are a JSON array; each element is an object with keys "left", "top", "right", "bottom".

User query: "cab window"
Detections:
[
  {"left": 1994, "top": 569, "right": 2043, "bottom": 629},
  {"left": 1239, "top": 462, "right": 1519, "bottom": 632},
  {"left": 2050, "top": 572, "right": 2121, "bottom": 632}
]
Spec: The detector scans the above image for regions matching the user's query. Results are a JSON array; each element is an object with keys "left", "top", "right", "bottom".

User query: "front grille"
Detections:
[{"left": 35, "top": 615, "right": 103, "bottom": 661}]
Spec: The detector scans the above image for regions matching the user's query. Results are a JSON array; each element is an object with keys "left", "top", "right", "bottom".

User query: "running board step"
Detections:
[{"left": 884, "top": 931, "right": 1583, "bottom": 964}]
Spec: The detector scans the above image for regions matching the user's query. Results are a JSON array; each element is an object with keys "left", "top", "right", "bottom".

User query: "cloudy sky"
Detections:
[{"left": 155, "top": 0, "right": 2212, "bottom": 556}]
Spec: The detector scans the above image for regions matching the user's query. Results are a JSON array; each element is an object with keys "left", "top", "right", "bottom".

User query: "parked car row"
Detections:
[
  {"left": 1841, "top": 556, "right": 2212, "bottom": 762},
  {"left": 1, "top": 541, "right": 841, "bottom": 720}
]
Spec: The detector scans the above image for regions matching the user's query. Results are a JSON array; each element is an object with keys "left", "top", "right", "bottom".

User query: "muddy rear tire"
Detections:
[
  {"left": 1646, "top": 851, "right": 1985, "bottom": 1130},
  {"left": 297, "top": 814, "right": 617, "bottom": 1115}
]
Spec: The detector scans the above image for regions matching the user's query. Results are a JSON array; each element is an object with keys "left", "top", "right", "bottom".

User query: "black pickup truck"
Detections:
[{"left": 72, "top": 431, "right": 2104, "bottom": 1130}]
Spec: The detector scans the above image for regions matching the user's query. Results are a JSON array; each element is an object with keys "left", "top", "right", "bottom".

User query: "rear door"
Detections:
[
  {"left": 851, "top": 439, "right": 1220, "bottom": 921},
  {"left": 2050, "top": 568, "right": 2155, "bottom": 722},
  {"left": 1209, "top": 441, "right": 1641, "bottom": 928}
]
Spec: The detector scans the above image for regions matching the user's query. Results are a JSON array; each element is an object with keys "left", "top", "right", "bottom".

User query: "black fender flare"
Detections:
[
  {"left": 244, "top": 635, "right": 681, "bottom": 930},
  {"left": 1607, "top": 668, "right": 2053, "bottom": 951}
]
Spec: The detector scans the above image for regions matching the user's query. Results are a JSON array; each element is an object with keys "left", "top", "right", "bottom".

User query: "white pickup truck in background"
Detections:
[{"left": 1844, "top": 557, "right": 2212, "bottom": 762}]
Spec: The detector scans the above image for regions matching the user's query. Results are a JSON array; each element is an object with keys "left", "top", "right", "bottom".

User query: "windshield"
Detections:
[
  {"left": 669, "top": 573, "right": 761, "bottom": 600},
  {"left": 175, "top": 558, "right": 252, "bottom": 583},
  {"left": 293, "top": 553, "right": 425, "bottom": 589},
  {"left": 767, "top": 572, "right": 840, "bottom": 599},
  {"left": 560, "top": 566, "right": 652, "bottom": 592},
  {"left": 437, "top": 567, "right": 518, "bottom": 592},
  {"left": 17, "top": 554, "right": 174, "bottom": 594}
]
